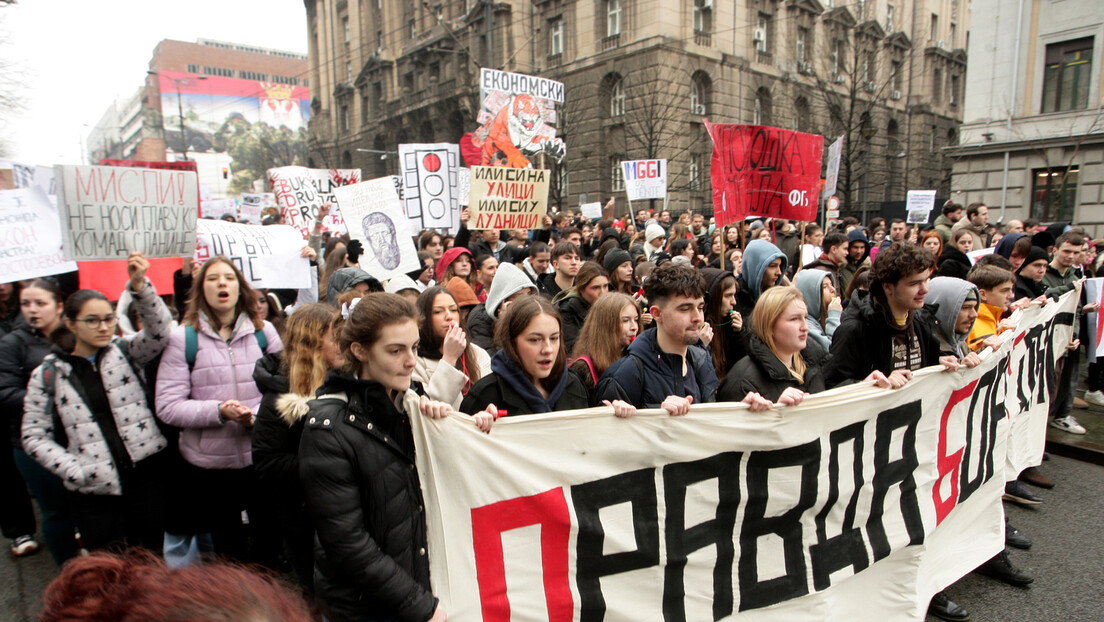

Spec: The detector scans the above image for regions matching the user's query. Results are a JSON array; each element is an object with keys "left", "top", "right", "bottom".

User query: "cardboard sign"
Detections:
[
  {"left": 267, "top": 166, "right": 361, "bottom": 237},
  {"left": 705, "top": 123, "right": 824, "bottom": 226},
  {"left": 56, "top": 165, "right": 198, "bottom": 261},
  {"left": 906, "top": 190, "right": 937, "bottom": 224},
  {"left": 580, "top": 201, "right": 603, "bottom": 220},
  {"left": 0, "top": 187, "right": 78, "bottom": 282},
  {"left": 473, "top": 69, "right": 565, "bottom": 169},
  {"left": 239, "top": 193, "right": 274, "bottom": 223},
  {"left": 200, "top": 198, "right": 237, "bottom": 219},
  {"left": 332, "top": 177, "right": 420, "bottom": 282},
  {"left": 194, "top": 220, "right": 310, "bottom": 289},
  {"left": 399, "top": 143, "right": 462, "bottom": 232},
  {"left": 621, "top": 159, "right": 667, "bottom": 201},
  {"left": 468, "top": 166, "right": 550, "bottom": 230},
  {"left": 823, "top": 136, "right": 843, "bottom": 198}
]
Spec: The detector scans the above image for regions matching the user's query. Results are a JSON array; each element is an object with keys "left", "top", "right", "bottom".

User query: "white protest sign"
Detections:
[
  {"left": 906, "top": 190, "right": 937, "bottom": 224},
  {"left": 333, "top": 177, "right": 420, "bottom": 282},
  {"left": 823, "top": 135, "right": 843, "bottom": 198},
  {"left": 457, "top": 168, "right": 471, "bottom": 208},
  {"left": 412, "top": 290, "right": 1079, "bottom": 620},
  {"left": 200, "top": 198, "right": 237, "bottom": 219},
  {"left": 621, "top": 159, "right": 667, "bottom": 201},
  {"left": 0, "top": 187, "right": 78, "bottom": 282},
  {"left": 268, "top": 166, "right": 360, "bottom": 237},
  {"left": 399, "top": 143, "right": 462, "bottom": 232},
  {"left": 1085, "top": 278, "right": 1104, "bottom": 361},
  {"left": 239, "top": 193, "right": 270, "bottom": 223},
  {"left": 967, "top": 247, "right": 996, "bottom": 264},
  {"left": 580, "top": 201, "right": 602, "bottom": 220},
  {"left": 194, "top": 220, "right": 309, "bottom": 289},
  {"left": 56, "top": 165, "right": 198, "bottom": 261}
]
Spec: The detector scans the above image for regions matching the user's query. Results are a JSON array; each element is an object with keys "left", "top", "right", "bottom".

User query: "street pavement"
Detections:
[{"left": 2, "top": 454, "right": 1102, "bottom": 621}]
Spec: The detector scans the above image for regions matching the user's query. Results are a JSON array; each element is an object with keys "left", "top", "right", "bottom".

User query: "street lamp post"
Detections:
[{"left": 148, "top": 71, "right": 206, "bottom": 161}]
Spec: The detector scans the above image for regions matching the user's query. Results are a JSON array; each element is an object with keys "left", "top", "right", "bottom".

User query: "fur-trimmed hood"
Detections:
[{"left": 276, "top": 393, "right": 313, "bottom": 426}]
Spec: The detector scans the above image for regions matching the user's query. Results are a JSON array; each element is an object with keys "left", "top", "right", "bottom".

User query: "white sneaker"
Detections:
[
  {"left": 10, "top": 535, "right": 38, "bottom": 557},
  {"left": 1050, "top": 415, "right": 1087, "bottom": 434},
  {"left": 1084, "top": 390, "right": 1104, "bottom": 408}
]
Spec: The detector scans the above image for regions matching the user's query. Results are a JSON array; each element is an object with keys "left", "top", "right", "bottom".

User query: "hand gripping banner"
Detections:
[{"left": 412, "top": 289, "right": 1077, "bottom": 621}]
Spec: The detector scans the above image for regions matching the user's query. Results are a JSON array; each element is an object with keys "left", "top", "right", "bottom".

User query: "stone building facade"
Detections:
[
  {"left": 306, "top": 0, "right": 967, "bottom": 220},
  {"left": 949, "top": 0, "right": 1103, "bottom": 234}
]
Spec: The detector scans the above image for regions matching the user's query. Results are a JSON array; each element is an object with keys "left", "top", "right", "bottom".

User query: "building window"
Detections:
[
  {"left": 855, "top": 0, "right": 865, "bottom": 20},
  {"left": 341, "top": 104, "right": 350, "bottom": 132},
  {"left": 346, "top": 61, "right": 353, "bottom": 83},
  {"left": 1042, "top": 37, "right": 1093, "bottom": 113},
  {"left": 203, "top": 66, "right": 233, "bottom": 77},
  {"left": 239, "top": 70, "right": 268, "bottom": 81},
  {"left": 754, "top": 87, "right": 772, "bottom": 125},
  {"left": 607, "top": 0, "right": 622, "bottom": 37},
  {"left": 950, "top": 74, "right": 959, "bottom": 105},
  {"left": 611, "top": 156, "right": 624, "bottom": 192},
  {"left": 930, "top": 13, "right": 938, "bottom": 41},
  {"left": 796, "top": 27, "right": 808, "bottom": 64},
  {"left": 343, "top": 16, "right": 350, "bottom": 51},
  {"left": 949, "top": 22, "right": 956, "bottom": 46},
  {"left": 756, "top": 13, "right": 770, "bottom": 53},
  {"left": 862, "top": 50, "right": 875, "bottom": 85},
  {"left": 890, "top": 60, "right": 902, "bottom": 91},
  {"left": 550, "top": 18, "right": 564, "bottom": 56},
  {"left": 886, "top": 4, "right": 895, "bottom": 32},
  {"left": 610, "top": 77, "right": 625, "bottom": 117},
  {"left": 1032, "top": 167, "right": 1079, "bottom": 221},
  {"left": 690, "top": 74, "right": 709, "bottom": 115},
  {"left": 832, "top": 39, "right": 845, "bottom": 76},
  {"left": 186, "top": 64, "right": 199, "bottom": 73},
  {"left": 361, "top": 95, "right": 369, "bottom": 125},
  {"left": 689, "top": 153, "right": 702, "bottom": 190},
  {"left": 693, "top": 0, "right": 711, "bottom": 33},
  {"left": 372, "top": 81, "right": 383, "bottom": 112},
  {"left": 933, "top": 67, "right": 943, "bottom": 100}
]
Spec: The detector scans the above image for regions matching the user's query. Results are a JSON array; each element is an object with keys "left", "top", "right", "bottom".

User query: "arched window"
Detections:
[
  {"left": 794, "top": 97, "right": 811, "bottom": 132},
  {"left": 754, "top": 87, "right": 772, "bottom": 125},
  {"left": 341, "top": 150, "right": 353, "bottom": 169},
  {"left": 690, "top": 71, "right": 712, "bottom": 115},
  {"left": 602, "top": 73, "right": 625, "bottom": 118}
]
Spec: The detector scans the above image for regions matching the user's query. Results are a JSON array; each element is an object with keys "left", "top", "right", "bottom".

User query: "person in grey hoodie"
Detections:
[
  {"left": 794, "top": 269, "right": 842, "bottom": 350},
  {"left": 324, "top": 267, "right": 382, "bottom": 306},
  {"left": 731, "top": 240, "right": 789, "bottom": 363},
  {"left": 467, "top": 262, "right": 537, "bottom": 356}
]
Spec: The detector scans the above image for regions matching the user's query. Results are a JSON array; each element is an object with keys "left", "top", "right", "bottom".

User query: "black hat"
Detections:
[
  {"left": 603, "top": 248, "right": 632, "bottom": 274},
  {"left": 1016, "top": 246, "right": 1050, "bottom": 274}
]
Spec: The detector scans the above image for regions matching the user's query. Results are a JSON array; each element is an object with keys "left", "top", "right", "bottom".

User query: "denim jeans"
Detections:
[{"left": 12, "top": 447, "right": 79, "bottom": 564}]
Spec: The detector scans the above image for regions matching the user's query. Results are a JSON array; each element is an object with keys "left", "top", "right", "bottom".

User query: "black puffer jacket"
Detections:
[
  {"left": 825, "top": 289, "right": 942, "bottom": 388},
  {"left": 937, "top": 246, "right": 972, "bottom": 280},
  {"left": 0, "top": 324, "right": 53, "bottom": 448},
  {"left": 555, "top": 293, "right": 590, "bottom": 353},
  {"left": 298, "top": 373, "right": 436, "bottom": 622},
  {"left": 718, "top": 332, "right": 825, "bottom": 402},
  {"left": 466, "top": 302, "right": 496, "bottom": 355}
]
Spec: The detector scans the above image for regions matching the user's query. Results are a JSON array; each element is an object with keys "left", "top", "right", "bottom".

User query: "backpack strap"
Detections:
[
  {"left": 254, "top": 328, "right": 268, "bottom": 354},
  {"left": 184, "top": 325, "right": 198, "bottom": 373},
  {"left": 571, "top": 355, "right": 598, "bottom": 385}
]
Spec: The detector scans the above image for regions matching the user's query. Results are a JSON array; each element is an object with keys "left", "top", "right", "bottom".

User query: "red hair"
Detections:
[{"left": 40, "top": 551, "right": 312, "bottom": 622}]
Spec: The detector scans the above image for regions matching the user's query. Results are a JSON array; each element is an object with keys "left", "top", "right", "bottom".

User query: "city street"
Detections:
[{"left": 3, "top": 453, "right": 1102, "bottom": 621}]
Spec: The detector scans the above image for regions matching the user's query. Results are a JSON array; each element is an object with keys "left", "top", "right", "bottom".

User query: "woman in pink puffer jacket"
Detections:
[{"left": 156, "top": 256, "right": 283, "bottom": 567}]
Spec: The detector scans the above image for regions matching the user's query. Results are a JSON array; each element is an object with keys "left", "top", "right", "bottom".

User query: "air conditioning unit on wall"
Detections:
[
  {"left": 891, "top": 90, "right": 902, "bottom": 100},
  {"left": 753, "top": 28, "right": 766, "bottom": 43}
]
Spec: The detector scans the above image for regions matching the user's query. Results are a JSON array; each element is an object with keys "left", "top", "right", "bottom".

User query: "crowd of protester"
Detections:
[{"left": 2, "top": 198, "right": 1101, "bottom": 621}]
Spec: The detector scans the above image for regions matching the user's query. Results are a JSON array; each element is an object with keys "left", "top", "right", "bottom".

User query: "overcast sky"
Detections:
[{"left": 1, "top": 0, "right": 308, "bottom": 166}]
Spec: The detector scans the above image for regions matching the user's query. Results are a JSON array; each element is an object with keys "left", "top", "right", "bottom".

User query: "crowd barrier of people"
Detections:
[{"left": 2, "top": 199, "right": 1100, "bottom": 621}]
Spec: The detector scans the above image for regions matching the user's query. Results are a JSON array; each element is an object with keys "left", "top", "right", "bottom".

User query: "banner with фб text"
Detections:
[{"left": 412, "top": 290, "right": 1077, "bottom": 621}]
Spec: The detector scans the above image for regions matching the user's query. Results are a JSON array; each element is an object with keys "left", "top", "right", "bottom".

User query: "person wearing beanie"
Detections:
[
  {"left": 1014, "top": 245, "right": 1050, "bottom": 300},
  {"left": 466, "top": 262, "right": 537, "bottom": 356},
  {"left": 603, "top": 248, "right": 635, "bottom": 294},
  {"left": 384, "top": 274, "right": 422, "bottom": 305},
  {"left": 643, "top": 223, "right": 667, "bottom": 260},
  {"left": 446, "top": 276, "right": 480, "bottom": 325},
  {"left": 325, "top": 267, "right": 382, "bottom": 306}
]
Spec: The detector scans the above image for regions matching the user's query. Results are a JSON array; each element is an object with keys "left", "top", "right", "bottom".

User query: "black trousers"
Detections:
[
  {"left": 0, "top": 443, "right": 36, "bottom": 540},
  {"left": 67, "top": 453, "right": 168, "bottom": 553}
]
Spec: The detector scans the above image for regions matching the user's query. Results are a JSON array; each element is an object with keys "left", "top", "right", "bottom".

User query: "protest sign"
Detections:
[
  {"left": 1083, "top": 278, "right": 1103, "bottom": 361},
  {"left": 705, "top": 122, "right": 824, "bottom": 226},
  {"left": 411, "top": 289, "right": 1076, "bottom": 621},
  {"left": 78, "top": 258, "right": 181, "bottom": 302},
  {"left": 200, "top": 198, "right": 237, "bottom": 219},
  {"left": 194, "top": 220, "right": 310, "bottom": 289},
  {"left": 268, "top": 166, "right": 360, "bottom": 237},
  {"left": 468, "top": 166, "right": 549, "bottom": 230},
  {"left": 906, "top": 190, "right": 937, "bottom": 224},
  {"left": 457, "top": 168, "right": 471, "bottom": 207},
  {"left": 0, "top": 187, "right": 78, "bottom": 282},
  {"left": 56, "top": 164, "right": 198, "bottom": 261},
  {"left": 239, "top": 193, "right": 274, "bottom": 223},
  {"left": 0, "top": 159, "right": 36, "bottom": 190},
  {"left": 580, "top": 201, "right": 602, "bottom": 220},
  {"left": 473, "top": 69, "right": 565, "bottom": 169},
  {"left": 332, "top": 177, "right": 420, "bottom": 282},
  {"left": 967, "top": 247, "right": 995, "bottom": 264},
  {"left": 399, "top": 143, "right": 462, "bottom": 231},
  {"left": 823, "top": 136, "right": 843, "bottom": 198},
  {"left": 621, "top": 159, "right": 667, "bottom": 201}
]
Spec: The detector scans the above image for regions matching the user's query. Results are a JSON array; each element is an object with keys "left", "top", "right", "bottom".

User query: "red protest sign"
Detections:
[
  {"left": 78, "top": 257, "right": 182, "bottom": 301},
  {"left": 704, "top": 122, "right": 824, "bottom": 226}
]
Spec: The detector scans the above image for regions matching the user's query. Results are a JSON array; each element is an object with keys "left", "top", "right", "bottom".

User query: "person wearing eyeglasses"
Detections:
[{"left": 21, "top": 252, "right": 175, "bottom": 553}]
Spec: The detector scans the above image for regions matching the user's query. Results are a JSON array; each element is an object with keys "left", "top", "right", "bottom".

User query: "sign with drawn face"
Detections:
[{"left": 332, "top": 176, "right": 420, "bottom": 281}]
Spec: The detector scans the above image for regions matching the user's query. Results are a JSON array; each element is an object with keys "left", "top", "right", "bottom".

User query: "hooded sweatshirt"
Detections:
[
  {"left": 384, "top": 274, "right": 421, "bottom": 296},
  {"left": 924, "top": 276, "right": 978, "bottom": 358},
  {"left": 735, "top": 240, "right": 787, "bottom": 308},
  {"left": 467, "top": 262, "right": 537, "bottom": 356},
  {"left": 994, "top": 232, "right": 1027, "bottom": 260},
  {"left": 435, "top": 247, "right": 472, "bottom": 284},
  {"left": 839, "top": 229, "right": 871, "bottom": 294},
  {"left": 326, "top": 267, "right": 379, "bottom": 306},
  {"left": 794, "top": 269, "right": 841, "bottom": 349}
]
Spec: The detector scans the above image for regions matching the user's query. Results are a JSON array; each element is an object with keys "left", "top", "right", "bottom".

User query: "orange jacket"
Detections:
[{"left": 968, "top": 302, "right": 1010, "bottom": 351}]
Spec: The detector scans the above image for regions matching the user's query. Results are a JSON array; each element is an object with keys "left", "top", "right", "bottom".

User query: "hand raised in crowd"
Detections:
[
  {"left": 939, "top": 355, "right": 962, "bottom": 372},
  {"left": 603, "top": 399, "right": 637, "bottom": 418},
  {"left": 219, "top": 400, "right": 254, "bottom": 426},
  {"left": 419, "top": 395, "right": 451, "bottom": 420},
  {"left": 127, "top": 251, "right": 149, "bottom": 292},
  {"left": 189, "top": 256, "right": 203, "bottom": 279},
  {"left": 640, "top": 311, "right": 654, "bottom": 327},
  {"left": 742, "top": 392, "right": 774, "bottom": 411},
  {"left": 960, "top": 352, "right": 982, "bottom": 368},
  {"left": 661, "top": 394, "right": 693, "bottom": 416},
  {"left": 776, "top": 387, "right": 808, "bottom": 407},
  {"left": 981, "top": 336, "right": 1003, "bottom": 351},
  {"left": 460, "top": 208, "right": 470, "bottom": 225},
  {"left": 1083, "top": 301, "right": 1101, "bottom": 314},
  {"left": 1033, "top": 295, "right": 1049, "bottom": 306},
  {"left": 472, "top": 403, "right": 499, "bottom": 434},
  {"left": 440, "top": 323, "right": 467, "bottom": 366},
  {"left": 998, "top": 317, "right": 1018, "bottom": 332},
  {"left": 542, "top": 214, "right": 553, "bottom": 229},
  {"left": 317, "top": 201, "right": 331, "bottom": 220},
  {"left": 300, "top": 245, "right": 317, "bottom": 262},
  {"left": 1067, "top": 339, "right": 1081, "bottom": 351},
  {"left": 697, "top": 322, "right": 714, "bottom": 347}
]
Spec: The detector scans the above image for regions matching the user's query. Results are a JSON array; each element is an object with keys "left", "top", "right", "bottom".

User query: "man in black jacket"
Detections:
[{"left": 824, "top": 242, "right": 970, "bottom": 622}]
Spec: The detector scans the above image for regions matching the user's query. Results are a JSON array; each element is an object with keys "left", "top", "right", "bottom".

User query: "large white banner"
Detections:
[
  {"left": 56, "top": 165, "right": 198, "bottom": 261},
  {"left": 0, "top": 187, "right": 78, "bottom": 282},
  {"left": 332, "top": 177, "right": 420, "bottom": 282},
  {"left": 411, "top": 289, "right": 1078, "bottom": 621},
  {"left": 194, "top": 220, "right": 310, "bottom": 289}
]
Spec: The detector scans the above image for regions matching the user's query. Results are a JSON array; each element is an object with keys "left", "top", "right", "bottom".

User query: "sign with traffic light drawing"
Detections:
[
  {"left": 398, "top": 143, "right": 461, "bottom": 232},
  {"left": 704, "top": 123, "right": 824, "bottom": 226}
]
